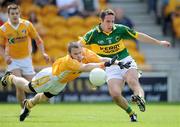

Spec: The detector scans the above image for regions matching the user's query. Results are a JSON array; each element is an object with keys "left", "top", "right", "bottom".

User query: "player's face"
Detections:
[
  {"left": 8, "top": 9, "right": 20, "bottom": 25},
  {"left": 101, "top": 15, "right": 115, "bottom": 33},
  {"left": 70, "top": 47, "right": 83, "bottom": 62}
]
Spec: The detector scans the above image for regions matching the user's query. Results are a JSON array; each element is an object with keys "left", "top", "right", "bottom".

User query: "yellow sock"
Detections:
[
  {"left": 6, "top": 75, "right": 13, "bottom": 85},
  {"left": 26, "top": 99, "right": 35, "bottom": 109}
]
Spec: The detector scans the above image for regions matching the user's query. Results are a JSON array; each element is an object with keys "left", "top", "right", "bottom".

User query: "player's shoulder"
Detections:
[
  {"left": 114, "top": 24, "right": 131, "bottom": 33},
  {"left": 20, "top": 18, "right": 32, "bottom": 27},
  {"left": 115, "top": 24, "right": 128, "bottom": 29},
  {"left": 55, "top": 56, "right": 66, "bottom": 62},
  {"left": 55, "top": 55, "right": 72, "bottom": 64},
  {"left": 82, "top": 47, "right": 92, "bottom": 54},
  {"left": 82, "top": 48, "right": 96, "bottom": 58},
  {"left": 87, "top": 25, "right": 99, "bottom": 34},
  {"left": 0, "top": 22, "right": 9, "bottom": 32}
]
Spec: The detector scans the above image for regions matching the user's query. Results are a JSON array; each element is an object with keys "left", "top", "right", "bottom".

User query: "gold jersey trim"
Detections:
[
  {"left": 90, "top": 40, "right": 125, "bottom": 55},
  {"left": 126, "top": 29, "right": 138, "bottom": 39}
]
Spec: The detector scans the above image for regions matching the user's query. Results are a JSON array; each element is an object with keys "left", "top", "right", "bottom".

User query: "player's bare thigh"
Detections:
[
  {"left": 23, "top": 74, "right": 34, "bottom": 81},
  {"left": 124, "top": 68, "right": 139, "bottom": 82},
  {"left": 11, "top": 69, "right": 22, "bottom": 77},
  {"left": 107, "top": 79, "right": 125, "bottom": 96}
]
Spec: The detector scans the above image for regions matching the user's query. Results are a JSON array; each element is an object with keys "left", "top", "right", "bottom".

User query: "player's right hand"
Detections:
[
  {"left": 118, "top": 61, "right": 132, "bottom": 69},
  {"left": 160, "top": 40, "right": 171, "bottom": 47},
  {"left": 123, "top": 61, "right": 132, "bottom": 69},
  {"left": 118, "top": 62, "right": 124, "bottom": 69},
  {"left": 5, "top": 56, "right": 12, "bottom": 65}
]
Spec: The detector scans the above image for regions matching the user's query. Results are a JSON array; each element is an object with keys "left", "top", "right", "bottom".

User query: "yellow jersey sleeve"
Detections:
[
  {"left": 0, "top": 29, "right": 6, "bottom": 46},
  {"left": 82, "top": 48, "right": 101, "bottom": 63},
  {"left": 27, "top": 21, "right": 39, "bottom": 39}
]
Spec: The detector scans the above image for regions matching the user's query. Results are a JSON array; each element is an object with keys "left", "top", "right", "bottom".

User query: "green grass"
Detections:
[{"left": 0, "top": 103, "right": 180, "bottom": 127}]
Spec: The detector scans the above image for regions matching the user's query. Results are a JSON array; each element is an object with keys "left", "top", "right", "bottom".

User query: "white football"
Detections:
[{"left": 89, "top": 68, "right": 106, "bottom": 86}]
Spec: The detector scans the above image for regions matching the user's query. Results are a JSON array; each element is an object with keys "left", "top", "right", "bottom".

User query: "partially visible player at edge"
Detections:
[
  {"left": 80, "top": 8, "right": 171, "bottom": 122},
  {"left": 0, "top": 4, "right": 50, "bottom": 109},
  {"left": 0, "top": 42, "right": 129, "bottom": 121}
]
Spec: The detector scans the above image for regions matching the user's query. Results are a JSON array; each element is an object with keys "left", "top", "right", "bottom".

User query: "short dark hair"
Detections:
[
  {"left": 99, "top": 8, "right": 115, "bottom": 20},
  {"left": 7, "top": 3, "right": 20, "bottom": 14},
  {"left": 67, "top": 42, "right": 82, "bottom": 53}
]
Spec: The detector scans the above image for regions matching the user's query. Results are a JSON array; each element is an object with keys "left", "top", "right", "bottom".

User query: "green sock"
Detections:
[{"left": 126, "top": 105, "right": 134, "bottom": 116}]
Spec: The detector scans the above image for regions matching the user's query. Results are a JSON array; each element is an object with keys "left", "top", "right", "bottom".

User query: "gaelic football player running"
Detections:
[{"left": 80, "top": 8, "right": 171, "bottom": 122}]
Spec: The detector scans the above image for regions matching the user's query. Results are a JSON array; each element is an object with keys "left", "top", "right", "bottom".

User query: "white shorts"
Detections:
[
  {"left": 105, "top": 56, "right": 137, "bottom": 81},
  {"left": 7, "top": 57, "right": 35, "bottom": 75},
  {"left": 31, "top": 67, "right": 67, "bottom": 95}
]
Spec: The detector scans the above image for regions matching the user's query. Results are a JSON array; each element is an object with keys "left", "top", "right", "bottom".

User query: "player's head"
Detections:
[
  {"left": 7, "top": 4, "right": 20, "bottom": 25},
  {"left": 68, "top": 42, "right": 83, "bottom": 62},
  {"left": 99, "top": 8, "right": 115, "bottom": 33}
]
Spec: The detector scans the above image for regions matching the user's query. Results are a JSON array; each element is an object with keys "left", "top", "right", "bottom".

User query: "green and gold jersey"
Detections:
[{"left": 81, "top": 24, "right": 138, "bottom": 60}]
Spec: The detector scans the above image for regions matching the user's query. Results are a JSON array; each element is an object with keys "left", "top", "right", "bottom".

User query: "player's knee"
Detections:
[
  {"left": 127, "top": 79, "right": 141, "bottom": 91},
  {"left": 127, "top": 78, "right": 138, "bottom": 86},
  {"left": 111, "top": 94, "right": 124, "bottom": 103},
  {"left": 110, "top": 91, "right": 121, "bottom": 99}
]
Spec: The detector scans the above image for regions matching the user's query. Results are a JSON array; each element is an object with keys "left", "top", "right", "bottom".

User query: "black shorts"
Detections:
[
  {"left": 28, "top": 82, "right": 37, "bottom": 93},
  {"left": 44, "top": 92, "right": 56, "bottom": 98}
]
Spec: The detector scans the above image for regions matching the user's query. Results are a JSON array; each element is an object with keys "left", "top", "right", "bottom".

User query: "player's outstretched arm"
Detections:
[
  {"left": 79, "top": 62, "right": 106, "bottom": 72},
  {"left": 137, "top": 32, "right": 171, "bottom": 47},
  {"left": 79, "top": 56, "right": 118, "bottom": 72}
]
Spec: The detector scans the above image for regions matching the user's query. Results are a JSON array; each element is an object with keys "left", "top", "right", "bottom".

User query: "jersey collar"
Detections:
[
  {"left": 7, "top": 18, "right": 22, "bottom": 30},
  {"left": 96, "top": 24, "right": 117, "bottom": 35}
]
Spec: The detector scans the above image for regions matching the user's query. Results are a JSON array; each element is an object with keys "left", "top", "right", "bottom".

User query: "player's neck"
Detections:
[
  {"left": 100, "top": 24, "right": 111, "bottom": 33},
  {"left": 8, "top": 18, "right": 20, "bottom": 30},
  {"left": 8, "top": 18, "right": 20, "bottom": 27},
  {"left": 11, "top": 21, "right": 19, "bottom": 27}
]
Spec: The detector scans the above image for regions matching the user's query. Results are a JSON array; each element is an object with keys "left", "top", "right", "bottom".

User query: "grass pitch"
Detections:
[{"left": 0, "top": 103, "right": 179, "bottom": 127}]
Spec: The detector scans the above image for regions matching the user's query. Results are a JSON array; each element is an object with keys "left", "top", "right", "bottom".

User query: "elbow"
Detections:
[{"left": 137, "top": 32, "right": 146, "bottom": 41}]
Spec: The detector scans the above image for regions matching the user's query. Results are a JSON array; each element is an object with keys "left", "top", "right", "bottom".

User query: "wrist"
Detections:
[
  {"left": 99, "top": 62, "right": 105, "bottom": 69},
  {"left": 4, "top": 54, "right": 9, "bottom": 59},
  {"left": 158, "top": 41, "right": 162, "bottom": 46},
  {"left": 41, "top": 52, "right": 46, "bottom": 55}
]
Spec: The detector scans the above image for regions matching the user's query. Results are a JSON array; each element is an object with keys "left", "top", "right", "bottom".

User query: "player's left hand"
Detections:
[
  {"left": 104, "top": 55, "right": 118, "bottom": 67},
  {"left": 160, "top": 41, "right": 171, "bottom": 47},
  {"left": 42, "top": 53, "right": 50, "bottom": 63}
]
